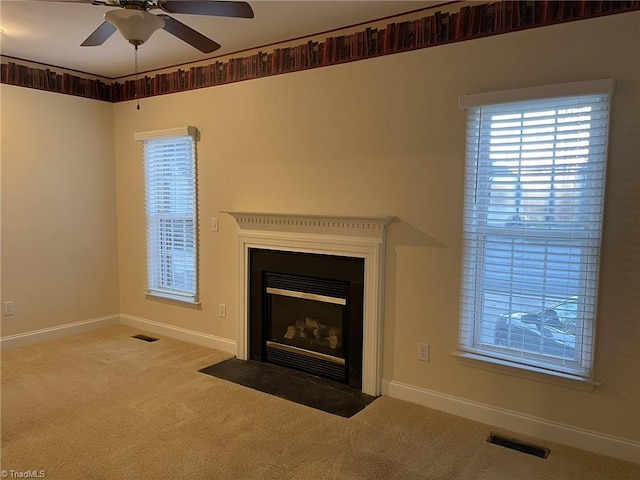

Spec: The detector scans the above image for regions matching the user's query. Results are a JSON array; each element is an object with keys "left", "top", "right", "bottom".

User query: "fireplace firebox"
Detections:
[{"left": 249, "top": 249, "right": 364, "bottom": 389}]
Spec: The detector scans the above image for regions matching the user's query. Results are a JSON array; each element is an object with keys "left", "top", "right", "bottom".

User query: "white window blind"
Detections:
[
  {"left": 457, "top": 80, "right": 614, "bottom": 379},
  {"left": 135, "top": 127, "right": 198, "bottom": 303}
]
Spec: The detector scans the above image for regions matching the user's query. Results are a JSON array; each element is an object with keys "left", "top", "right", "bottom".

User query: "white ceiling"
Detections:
[{"left": 0, "top": 1, "right": 440, "bottom": 78}]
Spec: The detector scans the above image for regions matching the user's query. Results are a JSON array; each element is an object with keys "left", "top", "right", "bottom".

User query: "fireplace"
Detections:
[
  {"left": 249, "top": 249, "right": 364, "bottom": 388},
  {"left": 225, "top": 211, "right": 393, "bottom": 396}
]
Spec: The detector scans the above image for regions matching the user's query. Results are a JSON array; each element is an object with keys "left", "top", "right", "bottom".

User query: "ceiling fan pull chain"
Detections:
[{"left": 135, "top": 44, "right": 140, "bottom": 110}]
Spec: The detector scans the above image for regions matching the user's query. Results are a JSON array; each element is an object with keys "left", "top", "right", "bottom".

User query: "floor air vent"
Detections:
[
  {"left": 487, "top": 434, "right": 550, "bottom": 459},
  {"left": 131, "top": 334, "right": 159, "bottom": 343}
]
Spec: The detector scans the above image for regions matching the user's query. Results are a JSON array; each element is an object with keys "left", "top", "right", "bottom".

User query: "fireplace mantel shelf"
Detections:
[{"left": 223, "top": 211, "right": 395, "bottom": 237}]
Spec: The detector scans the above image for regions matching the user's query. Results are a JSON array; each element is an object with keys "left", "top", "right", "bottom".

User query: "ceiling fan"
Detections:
[{"left": 53, "top": 1, "right": 254, "bottom": 53}]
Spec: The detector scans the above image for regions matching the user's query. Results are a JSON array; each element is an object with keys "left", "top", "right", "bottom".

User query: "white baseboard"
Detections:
[
  {"left": 1, "top": 313, "right": 237, "bottom": 355},
  {"left": 0, "top": 314, "right": 120, "bottom": 351},
  {"left": 120, "top": 314, "right": 237, "bottom": 355},
  {"left": 382, "top": 379, "right": 640, "bottom": 465}
]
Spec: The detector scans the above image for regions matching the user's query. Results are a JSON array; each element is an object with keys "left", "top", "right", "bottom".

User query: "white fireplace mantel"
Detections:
[
  {"left": 224, "top": 211, "right": 394, "bottom": 396},
  {"left": 224, "top": 211, "right": 394, "bottom": 236}
]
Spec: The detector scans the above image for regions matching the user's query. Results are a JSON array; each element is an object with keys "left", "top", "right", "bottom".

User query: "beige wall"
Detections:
[
  {"left": 1, "top": 85, "right": 120, "bottom": 336},
  {"left": 1, "top": 12, "right": 637, "bottom": 445},
  {"left": 114, "top": 12, "right": 640, "bottom": 442}
]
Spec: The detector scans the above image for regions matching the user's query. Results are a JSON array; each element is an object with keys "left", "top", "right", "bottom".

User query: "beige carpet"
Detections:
[{"left": 1, "top": 325, "right": 637, "bottom": 479}]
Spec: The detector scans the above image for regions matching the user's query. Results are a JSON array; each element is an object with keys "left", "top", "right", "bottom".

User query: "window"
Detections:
[
  {"left": 457, "top": 79, "right": 614, "bottom": 380},
  {"left": 135, "top": 127, "right": 199, "bottom": 304}
]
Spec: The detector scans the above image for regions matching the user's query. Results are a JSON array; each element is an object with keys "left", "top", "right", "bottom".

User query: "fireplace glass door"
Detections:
[{"left": 265, "top": 273, "right": 349, "bottom": 382}]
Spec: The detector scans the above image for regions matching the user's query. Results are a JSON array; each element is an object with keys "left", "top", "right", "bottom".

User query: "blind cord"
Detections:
[
  {"left": 474, "top": 109, "right": 482, "bottom": 205},
  {"left": 135, "top": 45, "right": 140, "bottom": 111}
]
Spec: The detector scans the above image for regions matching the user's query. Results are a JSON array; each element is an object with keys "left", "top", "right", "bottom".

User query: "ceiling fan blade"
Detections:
[
  {"left": 158, "top": 15, "right": 221, "bottom": 53},
  {"left": 160, "top": 1, "right": 254, "bottom": 18},
  {"left": 81, "top": 21, "right": 117, "bottom": 46}
]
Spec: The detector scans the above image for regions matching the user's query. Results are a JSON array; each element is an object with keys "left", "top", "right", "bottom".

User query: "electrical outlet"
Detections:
[
  {"left": 418, "top": 343, "right": 430, "bottom": 362},
  {"left": 218, "top": 303, "right": 227, "bottom": 318},
  {"left": 3, "top": 301, "right": 15, "bottom": 316}
]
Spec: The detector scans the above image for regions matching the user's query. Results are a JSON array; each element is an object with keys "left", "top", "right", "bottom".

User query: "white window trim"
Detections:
[
  {"left": 135, "top": 126, "right": 200, "bottom": 305},
  {"left": 451, "top": 351, "right": 600, "bottom": 392},
  {"left": 458, "top": 78, "right": 615, "bottom": 109},
  {"left": 134, "top": 126, "right": 198, "bottom": 142},
  {"left": 456, "top": 79, "right": 614, "bottom": 386}
]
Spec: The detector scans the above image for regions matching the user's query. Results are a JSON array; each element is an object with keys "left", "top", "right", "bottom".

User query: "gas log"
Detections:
[{"left": 283, "top": 317, "right": 342, "bottom": 350}]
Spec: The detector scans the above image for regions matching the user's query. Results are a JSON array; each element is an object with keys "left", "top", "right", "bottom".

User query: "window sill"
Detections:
[
  {"left": 451, "top": 350, "right": 601, "bottom": 392},
  {"left": 145, "top": 291, "right": 201, "bottom": 308}
]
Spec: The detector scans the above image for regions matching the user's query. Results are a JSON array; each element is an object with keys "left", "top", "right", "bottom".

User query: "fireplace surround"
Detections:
[{"left": 225, "top": 212, "right": 393, "bottom": 396}]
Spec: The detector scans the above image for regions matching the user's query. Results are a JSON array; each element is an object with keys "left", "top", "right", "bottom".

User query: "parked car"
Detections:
[{"left": 494, "top": 298, "right": 577, "bottom": 360}]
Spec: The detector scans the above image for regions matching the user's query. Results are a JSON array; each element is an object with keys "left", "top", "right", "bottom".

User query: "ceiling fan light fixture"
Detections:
[{"left": 104, "top": 9, "right": 165, "bottom": 46}]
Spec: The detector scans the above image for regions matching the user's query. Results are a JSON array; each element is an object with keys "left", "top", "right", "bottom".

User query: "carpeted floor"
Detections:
[{"left": 1, "top": 325, "right": 637, "bottom": 479}]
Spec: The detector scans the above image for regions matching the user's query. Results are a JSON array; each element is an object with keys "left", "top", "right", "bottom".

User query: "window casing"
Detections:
[
  {"left": 457, "top": 80, "right": 614, "bottom": 380},
  {"left": 135, "top": 126, "right": 198, "bottom": 304}
]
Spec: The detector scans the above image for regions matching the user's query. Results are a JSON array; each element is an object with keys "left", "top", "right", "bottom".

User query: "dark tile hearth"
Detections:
[{"left": 199, "top": 359, "right": 376, "bottom": 418}]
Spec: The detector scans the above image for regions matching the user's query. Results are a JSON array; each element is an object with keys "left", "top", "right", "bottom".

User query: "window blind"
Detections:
[
  {"left": 138, "top": 128, "right": 198, "bottom": 303},
  {"left": 458, "top": 80, "right": 614, "bottom": 379}
]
